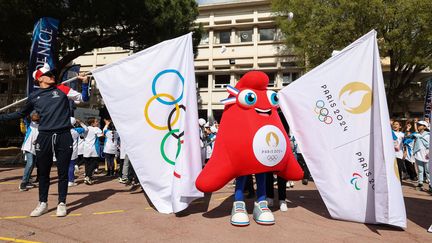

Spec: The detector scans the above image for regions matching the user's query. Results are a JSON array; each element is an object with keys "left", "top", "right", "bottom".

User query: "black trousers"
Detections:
[
  {"left": 297, "top": 153, "right": 311, "bottom": 179},
  {"left": 76, "top": 154, "right": 85, "bottom": 167},
  {"left": 84, "top": 157, "right": 99, "bottom": 178},
  {"left": 265, "top": 172, "right": 287, "bottom": 200},
  {"left": 396, "top": 158, "right": 407, "bottom": 181},
  {"left": 35, "top": 130, "right": 72, "bottom": 204},
  {"left": 404, "top": 159, "right": 417, "bottom": 180}
]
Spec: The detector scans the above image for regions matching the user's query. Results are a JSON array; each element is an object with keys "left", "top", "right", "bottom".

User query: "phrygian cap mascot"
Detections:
[{"left": 196, "top": 71, "right": 303, "bottom": 226}]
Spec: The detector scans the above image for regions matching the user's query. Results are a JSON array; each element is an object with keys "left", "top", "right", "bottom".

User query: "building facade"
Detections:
[{"left": 193, "top": 0, "right": 301, "bottom": 121}]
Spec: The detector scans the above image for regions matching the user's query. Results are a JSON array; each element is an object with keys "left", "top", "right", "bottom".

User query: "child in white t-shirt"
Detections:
[
  {"left": 68, "top": 117, "right": 88, "bottom": 186},
  {"left": 83, "top": 118, "right": 103, "bottom": 185},
  {"left": 19, "top": 112, "right": 39, "bottom": 191},
  {"left": 103, "top": 119, "right": 119, "bottom": 176},
  {"left": 392, "top": 120, "right": 406, "bottom": 181}
]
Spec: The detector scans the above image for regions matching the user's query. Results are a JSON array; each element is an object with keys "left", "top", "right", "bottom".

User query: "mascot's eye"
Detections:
[
  {"left": 267, "top": 90, "right": 279, "bottom": 106},
  {"left": 237, "top": 89, "right": 257, "bottom": 107}
]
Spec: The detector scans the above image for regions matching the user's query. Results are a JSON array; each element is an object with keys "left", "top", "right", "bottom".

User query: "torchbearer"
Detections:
[{"left": 0, "top": 63, "right": 89, "bottom": 217}]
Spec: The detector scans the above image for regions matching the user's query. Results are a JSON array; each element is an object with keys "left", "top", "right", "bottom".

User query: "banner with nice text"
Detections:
[{"left": 27, "top": 17, "right": 59, "bottom": 95}]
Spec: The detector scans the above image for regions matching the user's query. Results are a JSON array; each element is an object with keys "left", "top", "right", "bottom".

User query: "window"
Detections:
[
  {"left": 282, "top": 72, "right": 299, "bottom": 86},
  {"left": 259, "top": 28, "right": 275, "bottom": 41},
  {"left": 214, "top": 75, "right": 230, "bottom": 89},
  {"left": 196, "top": 75, "right": 208, "bottom": 89},
  {"left": 200, "top": 32, "right": 209, "bottom": 45},
  {"left": 215, "top": 30, "right": 231, "bottom": 44},
  {"left": 237, "top": 30, "right": 253, "bottom": 43},
  {"left": 0, "top": 82, "right": 8, "bottom": 94},
  {"left": 267, "top": 73, "right": 276, "bottom": 87}
]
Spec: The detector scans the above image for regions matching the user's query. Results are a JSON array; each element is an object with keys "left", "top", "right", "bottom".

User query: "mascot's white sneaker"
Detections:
[
  {"left": 253, "top": 200, "right": 275, "bottom": 225},
  {"left": 230, "top": 201, "right": 249, "bottom": 226}
]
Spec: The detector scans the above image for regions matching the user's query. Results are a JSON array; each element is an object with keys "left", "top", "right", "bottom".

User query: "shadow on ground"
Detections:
[{"left": 59, "top": 189, "right": 126, "bottom": 213}]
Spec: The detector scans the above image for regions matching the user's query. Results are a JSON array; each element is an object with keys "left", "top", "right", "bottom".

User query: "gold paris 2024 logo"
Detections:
[
  {"left": 265, "top": 132, "right": 279, "bottom": 148},
  {"left": 339, "top": 82, "right": 372, "bottom": 114}
]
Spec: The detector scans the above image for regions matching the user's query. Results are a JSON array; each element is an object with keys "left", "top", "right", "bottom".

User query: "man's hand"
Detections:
[
  {"left": 104, "top": 119, "right": 111, "bottom": 126},
  {"left": 77, "top": 73, "right": 89, "bottom": 84}
]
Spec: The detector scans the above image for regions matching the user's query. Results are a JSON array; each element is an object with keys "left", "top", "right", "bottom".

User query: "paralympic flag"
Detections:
[
  {"left": 279, "top": 30, "right": 406, "bottom": 228},
  {"left": 92, "top": 33, "right": 203, "bottom": 213},
  {"left": 27, "top": 17, "right": 59, "bottom": 95}
]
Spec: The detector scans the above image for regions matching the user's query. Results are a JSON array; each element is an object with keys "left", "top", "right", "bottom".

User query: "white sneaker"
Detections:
[
  {"left": 279, "top": 200, "right": 288, "bottom": 212},
  {"left": 267, "top": 198, "right": 274, "bottom": 207},
  {"left": 253, "top": 200, "right": 275, "bottom": 225},
  {"left": 230, "top": 201, "right": 249, "bottom": 226},
  {"left": 68, "top": 182, "right": 78, "bottom": 187},
  {"left": 289, "top": 181, "right": 295, "bottom": 188},
  {"left": 74, "top": 165, "right": 79, "bottom": 176},
  {"left": 30, "top": 202, "right": 48, "bottom": 217},
  {"left": 84, "top": 177, "right": 93, "bottom": 185},
  {"left": 56, "top": 202, "right": 67, "bottom": 217}
]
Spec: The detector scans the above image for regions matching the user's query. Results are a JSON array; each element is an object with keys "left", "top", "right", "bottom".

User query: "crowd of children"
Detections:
[
  {"left": 392, "top": 118, "right": 431, "bottom": 193},
  {"left": 18, "top": 115, "right": 141, "bottom": 193}
]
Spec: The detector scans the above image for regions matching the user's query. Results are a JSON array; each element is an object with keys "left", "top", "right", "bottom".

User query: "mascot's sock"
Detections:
[
  {"left": 234, "top": 176, "right": 247, "bottom": 201},
  {"left": 255, "top": 173, "right": 266, "bottom": 202}
]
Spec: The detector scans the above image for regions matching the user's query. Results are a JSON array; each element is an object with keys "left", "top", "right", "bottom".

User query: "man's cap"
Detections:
[{"left": 32, "top": 63, "right": 53, "bottom": 81}]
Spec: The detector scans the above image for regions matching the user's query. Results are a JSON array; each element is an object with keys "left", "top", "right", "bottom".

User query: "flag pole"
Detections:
[{"left": 0, "top": 72, "right": 92, "bottom": 112}]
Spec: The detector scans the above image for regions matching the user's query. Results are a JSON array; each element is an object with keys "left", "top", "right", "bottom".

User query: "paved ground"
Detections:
[{"left": 0, "top": 161, "right": 431, "bottom": 242}]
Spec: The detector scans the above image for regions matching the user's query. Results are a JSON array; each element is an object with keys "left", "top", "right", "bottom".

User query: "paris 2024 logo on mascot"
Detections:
[{"left": 195, "top": 71, "right": 304, "bottom": 192}]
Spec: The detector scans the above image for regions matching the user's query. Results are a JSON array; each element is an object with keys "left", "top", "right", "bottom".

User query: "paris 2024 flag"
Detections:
[
  {"left": 279, "top": 30, "right": 406, "bottom": 228},
  {"left": 92, "top": 33, "right": 203, "bottom": 213}
]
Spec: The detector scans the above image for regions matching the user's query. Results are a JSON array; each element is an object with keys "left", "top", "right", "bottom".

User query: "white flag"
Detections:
[
  {"left": 93, "top": 33, "right": 203, "bottom": 213},
  {"left": 279, "top": 30, "right": 406, "bottom": 228}
]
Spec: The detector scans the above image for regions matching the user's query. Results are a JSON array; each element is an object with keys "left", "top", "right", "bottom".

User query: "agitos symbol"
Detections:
[
  {"left": 144, "top": 69, "right": 185, "bottom": 178},
  {"left": 350, "top": 172, "right": 362, "bottom": 190}
]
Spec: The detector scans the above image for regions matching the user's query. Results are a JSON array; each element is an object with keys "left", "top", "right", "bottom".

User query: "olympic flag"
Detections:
[
  {"left": 279, "top": 30, "right": 406, "bottom": 227},
  {"left": 92, "top": 33, "right": 203, "bottom": 213}
]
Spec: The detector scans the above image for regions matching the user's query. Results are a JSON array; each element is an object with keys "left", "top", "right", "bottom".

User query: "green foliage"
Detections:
[
  {"left": 0, "top": 0, "right": 200, "bottom": 71},
  {"left": 272, "top": 0, "right": 432, "bottom": 111}
]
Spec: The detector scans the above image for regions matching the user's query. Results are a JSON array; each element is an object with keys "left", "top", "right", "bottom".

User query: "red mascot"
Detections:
[{"left": 196, "top": 71, "right": 303, "bottom": 226}]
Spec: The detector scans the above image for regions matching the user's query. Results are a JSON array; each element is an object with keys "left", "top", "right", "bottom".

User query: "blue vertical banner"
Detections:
[
  {"left": 424, "top": 79, "right": 432, "bottom": 119},
  {"left": 61, "top": 64, "right": 81, "bottom": 90},
  {"left": 27, "top": 17, "right": 59, "bottom": 95}
]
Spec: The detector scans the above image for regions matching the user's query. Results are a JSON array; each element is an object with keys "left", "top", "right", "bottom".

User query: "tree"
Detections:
[
  {"left": 272, "top": 0, "right": 432, "bottom": 113},
  {"left": 0, "top": 0, "right": 201, "bottom": 73}
]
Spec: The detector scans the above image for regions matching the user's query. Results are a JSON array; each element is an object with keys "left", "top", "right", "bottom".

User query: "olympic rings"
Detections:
[
  {"left": 160, "top": 129, "right": 182, "bottom": 165},
  {"left": 144, "top": 69, "right": 186, "bottom": 169},
  {"left": 168, "top": 105, "right": 186, "bottom": 139},
  {"left": 315, "top": 100, "right": 333, "bottom": 124},
  {"left": 144, "top": 93, "right": 180, "bottom": 130},
  {"left": 319, "top": 108, "right": 329, "bottom": 116},
  {"left": 152, "top": 69, "right": 184, "bottom": 105},
  {"left": 267, "top": 155, "right": 278, "bottom": 161}
]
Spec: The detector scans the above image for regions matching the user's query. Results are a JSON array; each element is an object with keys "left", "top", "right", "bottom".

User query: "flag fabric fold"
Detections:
[
  {"left": 279, "top": 30, "right": 406, "bottom": 228},
  {"left": 92, "top": 33, "right": 203, "bottom": 213}
]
